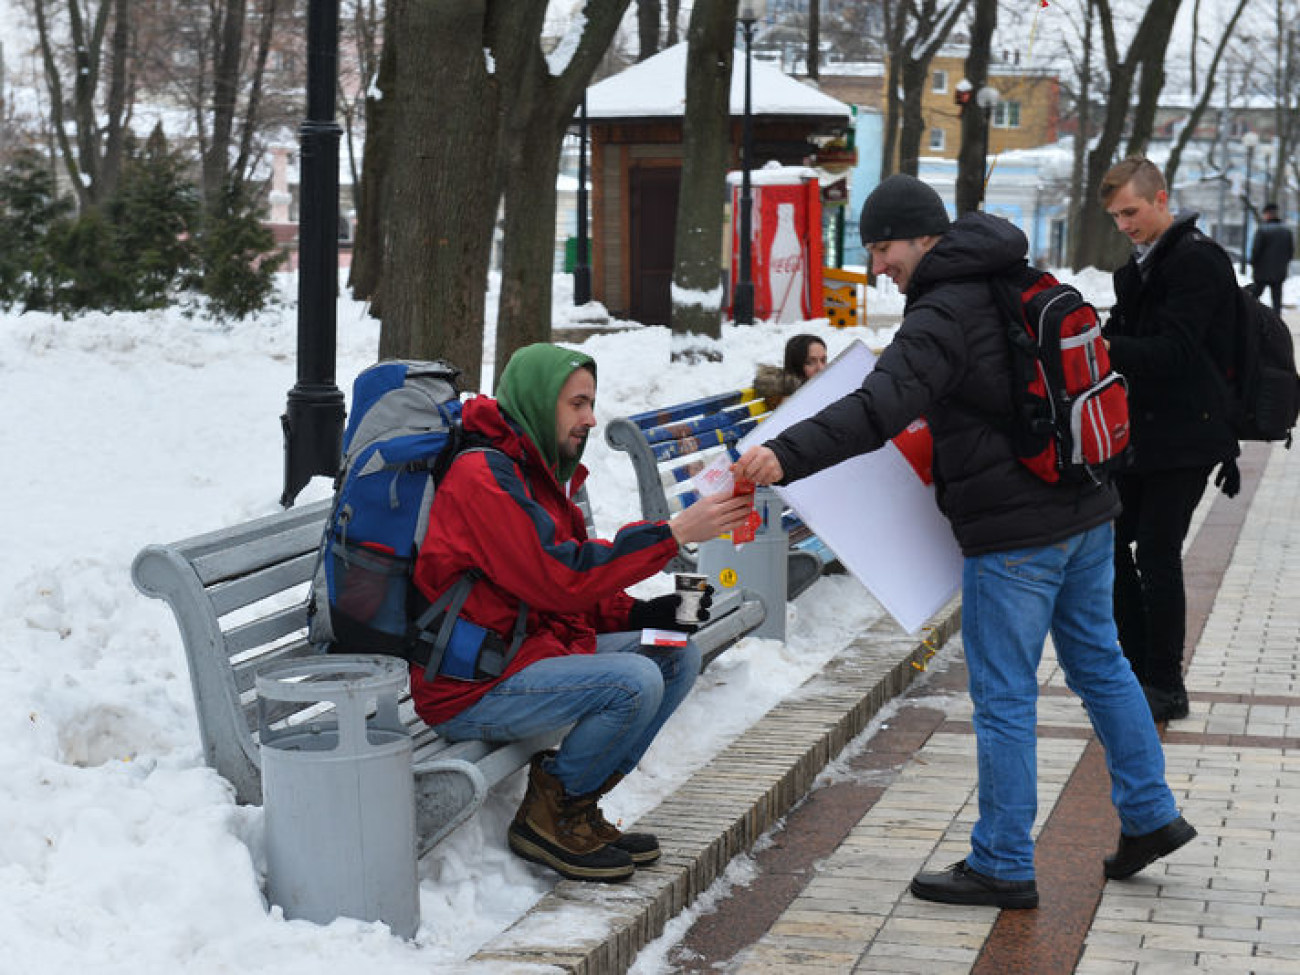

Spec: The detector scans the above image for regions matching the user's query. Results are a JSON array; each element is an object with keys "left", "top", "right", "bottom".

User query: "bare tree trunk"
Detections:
[
  {"left": 888, "top": 0, "right": 969, "bottom": 179},
  {"left": 955, "top": 0, "right": 995, "bottom": 214},
  {"left": 880, "top": 2, "right": 904, "bottom": 178},
  {"left": 1076, "top": 0, "right": 1185, "bottom": 271},
  {"left": 1068, "top": 0, "right": 1094, "bottom": 269},
  {"left": 666, "top": 0, "right": 680, "bottom": 45},
  {"left": 492, "top": 0, "right": 632, "bottom": 380},
  {"left": 806, "top": 0, "right": 819, "bottom": 81},
  {"left": 638, "top": 0, "right": 661, "bottom": 60},
  {"left": 204, "top": 0, "right": 246, "bottom": 205},
  {"left": 234, "top": 0, "right": 283, "bottom": 182},
  {"left": 380, "top": 0, "right": 502, "bottom": 388},
  {"left": 670, "top": 0, "right": 735, "bottom": 358},
  {"left": 31, "top": 0, "right": 130, "bottom": 209},
  {"left": 1163, "top": 0, "right": 1249, "bottom": 188},
  {"left": 348, "top": 0, "right": 398, "bottom": 306}
]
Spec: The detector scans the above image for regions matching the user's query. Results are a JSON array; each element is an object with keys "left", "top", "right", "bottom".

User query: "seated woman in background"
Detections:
[{"left": 754, "top": 334, "right": 829, "bottom": 407}]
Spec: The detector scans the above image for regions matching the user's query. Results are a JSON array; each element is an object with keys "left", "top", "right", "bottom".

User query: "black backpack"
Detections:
[{"left": 1225, "top": 287, "right": 1300, "bottom": 447}]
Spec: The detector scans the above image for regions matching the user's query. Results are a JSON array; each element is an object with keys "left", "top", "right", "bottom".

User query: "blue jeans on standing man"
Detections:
[
  {"left": 962, "top": 522, "right": 1180, "bottom": 881},
  {"left": 432, "top": 631, "right": 701, "bottom": 796}
]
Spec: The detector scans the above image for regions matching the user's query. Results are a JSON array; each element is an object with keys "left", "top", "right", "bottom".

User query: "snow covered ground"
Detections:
[{"left": 0, "top": 262, "right": 1275, "bottom": 972}]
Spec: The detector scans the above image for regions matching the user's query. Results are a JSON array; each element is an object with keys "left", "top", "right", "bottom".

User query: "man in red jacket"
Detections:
[{"left": 410, "top": 343, "right": 751, "bottom": 883}]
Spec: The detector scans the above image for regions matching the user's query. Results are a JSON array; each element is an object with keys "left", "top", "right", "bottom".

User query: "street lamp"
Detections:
[
  {"left": 976, "top": 85, "right": 1000, "bottom": 208},
  {"left": 1241, "top": 130, "right": 1259, "bottom": 273},
  {"left": 734, "top": 0, "right": 766, "bottom": 327},
  {"left": 281, "top": 0, "right": 346, "bottom": 507},
  {"left": 573, "top": 92, "right": 591, "bottom": 305}
]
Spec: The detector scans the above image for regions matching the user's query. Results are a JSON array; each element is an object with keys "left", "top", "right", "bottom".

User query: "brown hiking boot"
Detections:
[
  {"left": 588, "top": 772, "right": 661, "bottom": 864},
  {"left": 507, "top": 756, "right": 634, "bottom": 882}
]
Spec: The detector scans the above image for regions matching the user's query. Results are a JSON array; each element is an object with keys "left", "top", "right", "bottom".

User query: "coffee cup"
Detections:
[{"left": 674, "top": 572, "right": 710, "bottom": 625}]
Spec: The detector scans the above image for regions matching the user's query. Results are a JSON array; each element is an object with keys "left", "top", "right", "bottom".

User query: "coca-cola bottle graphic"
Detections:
[{"left": 768, "top": 202, "right": 806, "bottom": 322}]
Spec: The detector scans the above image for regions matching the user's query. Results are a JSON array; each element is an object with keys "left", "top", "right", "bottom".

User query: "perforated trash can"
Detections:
[{"left": 257, "top": 654, "right": 419, "bottom": 939}]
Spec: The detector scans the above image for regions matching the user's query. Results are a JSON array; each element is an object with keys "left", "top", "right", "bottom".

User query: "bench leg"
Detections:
[{"left": 413, "top": 760, "right": 489, "bottom": 856}]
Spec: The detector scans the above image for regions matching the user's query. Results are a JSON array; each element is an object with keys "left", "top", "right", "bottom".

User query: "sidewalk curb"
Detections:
[{"left": 464, "top": 598, "right": 963, "bottom": 975}]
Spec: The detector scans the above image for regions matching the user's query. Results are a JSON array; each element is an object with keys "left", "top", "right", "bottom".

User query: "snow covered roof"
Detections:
[{"left": 586, "top": 42, "right": 850, "bottom": 123}]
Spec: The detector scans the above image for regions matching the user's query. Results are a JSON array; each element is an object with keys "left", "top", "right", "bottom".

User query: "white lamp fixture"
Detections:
[{"left": 739, "top": 0, "right": 767, "bottom": 23}]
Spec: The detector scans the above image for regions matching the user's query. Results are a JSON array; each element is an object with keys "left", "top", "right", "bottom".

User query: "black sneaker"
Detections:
[
  {"left": 910, "top": 860, "right": 1039, "bottom": 909},
  {"left": 1104, "top": 815, "right": 1197, "bottom": 880}
]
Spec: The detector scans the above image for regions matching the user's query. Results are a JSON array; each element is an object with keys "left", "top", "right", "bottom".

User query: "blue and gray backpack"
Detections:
[{"left": 308, "top": 359, "right": 527, "bottom": 681}]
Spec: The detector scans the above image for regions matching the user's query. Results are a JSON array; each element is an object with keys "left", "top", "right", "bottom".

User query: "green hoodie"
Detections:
[{"left": 496, "top": 343, "right": 596, "bottom": 483}]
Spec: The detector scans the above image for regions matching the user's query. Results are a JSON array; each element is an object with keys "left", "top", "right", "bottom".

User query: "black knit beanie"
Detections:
[{"left": 859, "top": 173, "right": 951, "bottom": 245}]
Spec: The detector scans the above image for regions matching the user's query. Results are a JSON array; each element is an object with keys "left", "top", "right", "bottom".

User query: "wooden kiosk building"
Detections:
[{"left": 584, "top": 44, "right": 852, "bottom": 325}]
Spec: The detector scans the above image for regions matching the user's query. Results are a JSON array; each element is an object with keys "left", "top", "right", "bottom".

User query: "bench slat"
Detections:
[
  {"left": 171, "top": 500, "right": 330, "bottom": 566},
  {"left": 627, "top": 388, "right": 757, "bottom": 429},
  {"left": 224, "top": 602, "right": 311, "bottom": 658},
  {"left": 189, "top": 519, "right": 325, "bottom": 587},
  {"left": 207, "top": 552, "right": 317, "bottom": 617}
]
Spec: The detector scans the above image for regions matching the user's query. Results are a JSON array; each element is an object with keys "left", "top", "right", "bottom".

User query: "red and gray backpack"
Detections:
[{"left": 992, "top": 266, "right": 1131, "bottom": 484}]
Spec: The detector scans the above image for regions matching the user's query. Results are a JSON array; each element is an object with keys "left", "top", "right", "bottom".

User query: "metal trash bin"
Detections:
[{"left": 257, "top": 654, "right": 419, "bottom": 939}]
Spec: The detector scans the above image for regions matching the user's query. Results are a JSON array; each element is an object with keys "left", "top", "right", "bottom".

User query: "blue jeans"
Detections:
[
  {"left": 963, "top": 523, "right": 1179, "bottom": 881},
  {"left": 432, "top": 632, "right": 701, "bottom": 796}
]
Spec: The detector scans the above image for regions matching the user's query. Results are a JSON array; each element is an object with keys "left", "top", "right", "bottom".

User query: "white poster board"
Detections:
[{"left": 738, "top": 339, "right": 963, "bottom": 634}]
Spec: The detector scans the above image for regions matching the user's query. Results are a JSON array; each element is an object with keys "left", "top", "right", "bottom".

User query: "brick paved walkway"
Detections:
[{"left": 462, "top": 392, "right": 1300, "bottom": 974}]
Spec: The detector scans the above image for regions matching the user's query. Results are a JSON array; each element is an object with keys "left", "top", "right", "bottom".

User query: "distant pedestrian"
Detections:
[
  {"left": 734, "top": 173, "right": 1195, "bottom": 910},
  {"left": 1100, "top": 156, "right": 1240, "bottom": 723},
  {"left": 1249, "top": 202, "right": 1293, "bottom": 313}
]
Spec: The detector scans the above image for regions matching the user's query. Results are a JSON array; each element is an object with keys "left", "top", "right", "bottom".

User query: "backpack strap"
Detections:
[{"left": 408, "top": 570, "right": 530, "bottom": 682}]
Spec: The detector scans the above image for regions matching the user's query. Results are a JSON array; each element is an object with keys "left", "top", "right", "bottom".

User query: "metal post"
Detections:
[
  {"left": 574, "top": 93, "right": 592, "bottom": 305},
  {"left": 1242, "top": 143, "right": 1254, "bottom": 274},
  {"left": 280, "top": 0, "right": 346, "bottom": 508},
  {"left": 734, "top": 15, "right": 757, "bottom": 327}
]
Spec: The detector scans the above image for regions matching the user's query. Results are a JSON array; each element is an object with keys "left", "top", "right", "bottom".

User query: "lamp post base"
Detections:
[{"left": 281, "top": 383, "right": 346, "bottom": 508}]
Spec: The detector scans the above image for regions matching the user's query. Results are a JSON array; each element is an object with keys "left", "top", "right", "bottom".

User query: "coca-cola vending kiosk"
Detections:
[{"left": 726, "top": 167, "right": 823, "bottom": 322}]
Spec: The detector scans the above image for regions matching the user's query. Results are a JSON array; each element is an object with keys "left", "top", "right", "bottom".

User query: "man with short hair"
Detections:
[
  {"left": 1100, "top": 156, "right": 1240, "bottom": 722},
  {"left": 734, "top": 173, "right": 1195, "bottom": 910},
  {"left": 1249, "top": 201, "right": 1293, "bottom": 313},
  {"left": 411, "top": 343, "right": 752, "bottom": 883}
]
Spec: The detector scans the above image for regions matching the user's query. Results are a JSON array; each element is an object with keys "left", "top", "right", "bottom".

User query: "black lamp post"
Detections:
[
  {"left": 976, "top": 85, "right": 1000, "bottom": 209},
  {"left": 574, "top": 92, "right": 592, "bottom": 305},
  {"left": 280, "top": 0, "right": 346, "bottom": 507},
  {"left": 1241, "top": 130, "right": 1259, "bottom": 274},
  {"left": 734, "top": 0, "right": 765, "bottom": 326}
]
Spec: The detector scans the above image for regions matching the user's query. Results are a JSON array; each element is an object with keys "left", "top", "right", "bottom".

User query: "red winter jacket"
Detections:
[{"left": 409, "top": 395, "right": 679, "bottom": 725}]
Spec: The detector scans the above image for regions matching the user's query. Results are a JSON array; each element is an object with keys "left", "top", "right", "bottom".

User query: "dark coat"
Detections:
[
  {"left": 764, "top": 211, "right": 1118, "bottom": 557},
  {"left": 1105, "top": 214, "right": 1240, "bottom": 473},
  {"left": 1250, "top": 219, "right": 1294, "bottom": 284}
]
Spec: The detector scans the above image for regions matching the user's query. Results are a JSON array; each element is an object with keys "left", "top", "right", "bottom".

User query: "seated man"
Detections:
[{"left": 409, "top": 342, "right": 752, "bottom": 883}]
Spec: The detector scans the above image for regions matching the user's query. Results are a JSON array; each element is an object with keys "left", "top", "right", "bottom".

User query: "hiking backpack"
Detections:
[
  {"left": 308, "top": 359, "right": 527, "bottom": 681},
  {"left": 1224, "top": 286, "right": 1299, "bottom": 447},
  {"left": 992, "top": 266, "right": 1131, "bottom": 484}
]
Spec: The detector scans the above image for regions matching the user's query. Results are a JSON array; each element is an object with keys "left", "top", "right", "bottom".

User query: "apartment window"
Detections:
[
  {"left": 929, "top": 128, "right": 945, "bottom": 152},
  {"left": 992, "top": 101, "right": 1022, "bottom": 129},
  {"left": 932, "top": 69, "right": 948, "bottom": 94}
]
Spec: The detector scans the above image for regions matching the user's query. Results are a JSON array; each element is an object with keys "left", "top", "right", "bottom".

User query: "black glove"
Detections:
[
  {"left": 627, "top": 589, "right": 714, "bottom": 633},
  {"left": 1214, "top": 457, "right": 1241, "bottom": 499}
]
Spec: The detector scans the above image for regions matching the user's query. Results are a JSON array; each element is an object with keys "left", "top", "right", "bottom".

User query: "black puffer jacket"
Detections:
[
  {"left": 765, "top": 211, "right": 1118, "bottom": 557},
  {"left": 1105, "top": 214, "right": 1239, "bottom": 472}
]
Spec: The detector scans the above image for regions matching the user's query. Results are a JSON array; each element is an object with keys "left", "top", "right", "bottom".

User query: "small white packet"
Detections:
[
  {"left": 640, "top": 628, "right": 690, "bottom": 648},
  {"left": 690, "top": 452, "right": 735, "bottom": 498}
]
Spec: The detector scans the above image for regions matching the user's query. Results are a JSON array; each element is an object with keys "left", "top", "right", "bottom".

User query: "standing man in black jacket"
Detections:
[
  {"left": 734, "top": 174, "right": 1194, "bottom": 910},
  {"left": 1249, "top": 202, "right": 1293, "bottom": 312},
  {"left": 1100, "top": 157, "right": 1240, "bottom": 723}
]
